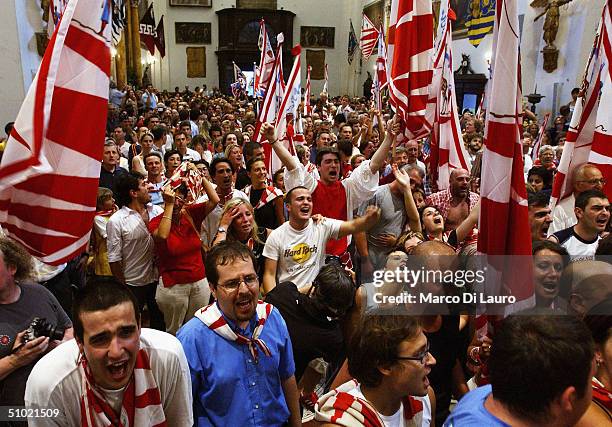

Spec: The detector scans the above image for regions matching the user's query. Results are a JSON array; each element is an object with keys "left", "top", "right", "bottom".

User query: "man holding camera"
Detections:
[{"left": 0, "top": 237, "right": 73, "bottom": 408}]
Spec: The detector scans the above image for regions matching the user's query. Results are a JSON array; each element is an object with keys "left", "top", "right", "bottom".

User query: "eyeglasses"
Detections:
[
  {"left": 396, "top": 342, "right": 431, "bottom": 365},
  {"left": 577, "top": 179, "right": 607, "bottom": 186},
  {"left": 218, "top": 274, "right": 259, "bottom": 291}
]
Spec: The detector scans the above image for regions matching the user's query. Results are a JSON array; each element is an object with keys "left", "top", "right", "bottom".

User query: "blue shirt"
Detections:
[
  {"left": 444, "top": 385, "right": 511, "bottom": 427},
  {"left": 177, "top": 304, "right": 295, "bottom": 427}
]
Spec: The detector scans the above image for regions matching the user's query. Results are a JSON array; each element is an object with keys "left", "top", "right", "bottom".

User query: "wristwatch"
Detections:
[{"left": 218, "top": 227, "right": 227, "bottom": 233}]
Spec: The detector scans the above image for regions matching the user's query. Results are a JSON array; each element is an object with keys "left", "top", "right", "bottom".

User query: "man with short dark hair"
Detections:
[
  {"left": 528, "top": 192, "right": 553, "bottom": 241},
  {"left": 144, "top": 152, "right": 165, "bottom": 206},
  {"left": 25, "top": 279, "right": 192, "bottom": 426},
  {"left": 106, "top": 172, "right": 165, "bottom": 330},
  {"left": 315, "top": 315, "right": 435, "bottom": 426},
  {"left": 446, "top": 312, "right": 594, "bottom": 427},
  {"left": 99, "top": 141, "right": 128, "bottom": 195},
  {"left": 262, "top": 186, "right": 380, "bottom": 293},
  {"left": 177, "top": 241, "right": 301, "bottom": 426},
  {"left": 549, "top": 163, "right": 605, "bottom": 235},
  {"left": 550, "top": 189, "right": 610, "bottom": 257}
]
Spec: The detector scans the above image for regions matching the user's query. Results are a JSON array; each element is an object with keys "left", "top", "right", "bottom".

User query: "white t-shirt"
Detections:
[
  {"left": 347, "top": 384, "right": 432, "bottom": 427},
  {"left": 263, "top": 218, "right": 341, "bottom": 290},
  {"left": 24, "top": 328, "right": 193, "bottom": 427}
]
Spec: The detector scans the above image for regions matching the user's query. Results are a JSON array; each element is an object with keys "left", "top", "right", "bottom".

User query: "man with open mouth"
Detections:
[
  {"left": 178, "top": 241, "right": 302, "bottom": 426},
  {"left": 315, "top": 315, "right": 436, "bottom": 426},
  {"left": 25, "top": 279, "right": 193, "bottom": 426},
  {"left": 261, "top": 119, "right": 398, "bottom": 270},
  {"left": 550, "top": 189, "right": 610, "bottom": 257}
]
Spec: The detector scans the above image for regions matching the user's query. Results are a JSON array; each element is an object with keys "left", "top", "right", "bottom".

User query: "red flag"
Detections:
[
  {"left": 478, "top": 0, "right": 533, "bottom": 312},
  {"left": 387, "top": 0, "right": 434, "bottom": 139},
  {"left": 154, "top": 15, "right": 165, "bottom": 58},
  {"left": 360, "top": 14, "right": 379, "bottom": 60},
  {"left": 429, "top": 0, "right": 471, "bottom": 190},
  {"left": 551, "top": 1, "right": 612, "bottom": 209},
  {"left": 0, "top": 0, "right": 111, "bottom": 265},
  {"left": 139, "top": 3, "right": 156, "bottom": 56}
]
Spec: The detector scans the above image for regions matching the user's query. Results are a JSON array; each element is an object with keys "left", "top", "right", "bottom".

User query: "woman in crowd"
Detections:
[
  {"left": 527, "top": 166, "right": 554, "bottom": 195},
  {"left": 242, "top": 157, "right": 285, "bottom": 229},
  {"left": 418, "top": 201, "right": 480, "bottom": 251},
  {"left": 131, "top": 131, "right": 155, "bottom": 175},
  {"left": 273, "top": 168, "right": 286, "bottom": 193},
  {"left": 149, "top": 168, "right": 220, "bottom": 335},
  {"left": 532, "top": 240, "right": 568, "bottom": 310},
  {"left": 192, "top": 134, "right": 212, "bottom": 163},
  {"left": 164, "top": 149, "right": 182, "bottom": 179},
  {"left": 535, "top": 144, "right": 556, "bottom": 170},
  {"left": 211, "top": 198, "right": 270, "bottom": 280}
]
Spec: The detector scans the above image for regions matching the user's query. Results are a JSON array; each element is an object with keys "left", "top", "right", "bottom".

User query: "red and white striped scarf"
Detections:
[
  {"left": 195, "top": 301, "right": 273, "bottom": 363},
  {"left": 79, "top": 349, "right": 166, "bottom": 427},
  {"left": 165, "top": 162, "right": 206, "bottom": 204},
  {"left": 593, "top": 377, "right": 612, "bottom": 413},
  {"left": 243, "top": 185, "right": 283, "bottom": 210},
  {"left": 315, "top": 380, "right": 424, "bottom": 427}
]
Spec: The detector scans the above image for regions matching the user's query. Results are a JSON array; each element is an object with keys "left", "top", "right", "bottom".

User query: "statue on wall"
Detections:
[
  {"left": 532, "top": 0, "right": 574, "bottom": 73},
  {"left": 456, "top": 54, "right": 476, "bottom": 75}
]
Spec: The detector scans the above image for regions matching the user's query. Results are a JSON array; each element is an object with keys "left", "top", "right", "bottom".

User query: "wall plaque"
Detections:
[
  {"left": 175, "top": 22, "right": 211, "bottom": 44},
  {"left": 186, "top": 47, "right": 206, "bottom": 77}
]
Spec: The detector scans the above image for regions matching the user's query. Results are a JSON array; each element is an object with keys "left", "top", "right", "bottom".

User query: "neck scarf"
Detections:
[
  {"left": 315, "top": 380, "right": 424, "bottom": 427},
  {"left": 195, "top": 301, "right": 272, "bottom": 363},
  {"left": 79, "top": 349, "right": 166, "bottom": 427},
  {"left": 593, "top": 377, "right": 612, "bottom": 412}
]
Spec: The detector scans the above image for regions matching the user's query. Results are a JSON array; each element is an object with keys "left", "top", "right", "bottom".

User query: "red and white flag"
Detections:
[
  {"left": 531, "top": 112, "right": 550, "bottom": 161},
  {"left": 270, "top": 45, "right": 301, "bottom": 175},
  {"left": 254, "top": 34, "right": 285, "bottom": 145},
  {"left": 477, "top": 0, "right": 533, "bottom": 315},
  {"left": 323, "top": 63, "right": 329, "bottom": 94},
  {"left": 360, "top": 14, "right": 379, "bottom": 60},
  {"left": 551, "top": 1, "right": 612, "bottom": 209},
  {"left": 0, "top": 0, "right": 111, "bottom": 265},
  {"left": 305, "top": 66, "right": 312, "bottom": 116},
  {"left": 429, "top": 0, "right": 470, "bottom": 190},
  {"left": 387, "top": 0, "right": 434, "bottom": 139},
  {"left": 375, "top": 27, "right": 388, "bottom": 91},
  {"left": 255, "top": 19, "right": 275, "bottom": 97}
]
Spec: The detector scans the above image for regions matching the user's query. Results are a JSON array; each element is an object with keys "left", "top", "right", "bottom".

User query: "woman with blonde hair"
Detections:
[{"left": 211, "top": 198, "right": 270, "bottom": 279}]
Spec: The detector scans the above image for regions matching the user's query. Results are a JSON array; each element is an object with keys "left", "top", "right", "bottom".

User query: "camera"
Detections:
[{"left": 23, "top": 317, "right": 65, "bottom": 343}]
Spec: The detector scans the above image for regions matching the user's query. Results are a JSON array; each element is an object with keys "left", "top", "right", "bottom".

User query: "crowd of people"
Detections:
[{"left": 0, "top": 81, "right": 611, "bottom": 426}]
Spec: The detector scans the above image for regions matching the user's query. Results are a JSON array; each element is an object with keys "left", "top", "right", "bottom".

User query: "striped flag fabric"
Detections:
[
  {"left": 47, "top": 0, "right": 69, "bottom": 38},
  {"left": 348, "top": 20, "right": 358, "bottom": 64},
  {"left": 269, "top": 45, "right": 301, "bottom": 175},
  {"left": 476, "top": 90, "right": 485, "bottom": 119},
  {"left": 305, "top": 66, "right": 312, "bottom": 116},
  {"left": 360, "top": 14, "right": 379, "bottom": 60},
  {"left": 254, "top": 33, "right": 285, "bottom": 145},
  {"left": 429, "top": 0, "right": 471, "bottom": 190},
  {"left": 531, "top": 112, "right": 550, "bottom": 161},
  {"left": 323, "top": 63, "right": 329, "bottom": 94},
  {"left": 477, "top": 0, "right": 533, "bottom": 313},
  {"left": 255, "top": 19, "right": 276, "bottom": 97},
  {"left": 467, "top": 0, "right": 496, "bottom": 47},
  {"left": 154, "top": 15, "right": 166, "bottom": 58},
  {"left": 551, "top": 0, "right": 612, "bottom": 209},
  {"left": 0, "top": 0, "right": 111, "bottom": 265},
  {"left": 387, "top": 0, "right": 435, "bottom": 140}
]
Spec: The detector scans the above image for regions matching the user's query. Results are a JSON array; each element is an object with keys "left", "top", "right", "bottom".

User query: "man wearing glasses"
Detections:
[
  {"left": 549, "top": 163, "right": 605, "bottom": 235},
  {"left": 177, "top": 241, "right": 301, "bottom": 427},
  {"left": 315, "top": 315, "right": 436, "bottom": 426}
]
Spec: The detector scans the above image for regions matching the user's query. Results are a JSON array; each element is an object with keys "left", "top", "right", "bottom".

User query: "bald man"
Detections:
[
  {"left": 426, "top": 168, "right": 480, "bottom": 232},
  {"left": 549, "top": 163, "right": 604, "bottom": 235},
  {"left": 563, "top": 260, "right": 612, "bottom": 317}
]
